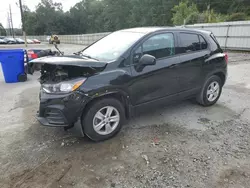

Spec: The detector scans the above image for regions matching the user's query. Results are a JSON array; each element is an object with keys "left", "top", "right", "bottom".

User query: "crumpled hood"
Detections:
[{"left": 29, "top": 55, "right": 107, "bottom": 68}]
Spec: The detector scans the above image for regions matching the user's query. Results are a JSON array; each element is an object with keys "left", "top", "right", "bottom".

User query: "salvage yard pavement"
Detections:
[{"left": 0, "top": 45, "right": 250, "bottom": 188}]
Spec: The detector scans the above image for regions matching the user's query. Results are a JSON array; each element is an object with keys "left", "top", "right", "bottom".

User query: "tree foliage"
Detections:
[
  {"left": 227, "top": 13, "right": 248, "bottom": 21},
  {"left": 0, "top": 23, "right": 6, "bottom": 36},
  {"left": 23, "top": 0, "right": 250, "bottom": 35},
  {"left": 172, "top": 1, "right": 199, "bottom": 25}
]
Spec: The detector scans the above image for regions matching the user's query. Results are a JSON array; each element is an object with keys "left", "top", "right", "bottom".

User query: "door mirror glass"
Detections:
[{"left": 139, "top": 54, "right": 156, "bottom": 66}]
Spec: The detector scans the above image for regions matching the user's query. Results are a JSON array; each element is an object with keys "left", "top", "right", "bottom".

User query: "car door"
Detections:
[
  {"left": 176, "top": 32, "right": 209, "bottom": 92},
  {"left": 128, "top": 32, "right": 181, "bottom": 106}
]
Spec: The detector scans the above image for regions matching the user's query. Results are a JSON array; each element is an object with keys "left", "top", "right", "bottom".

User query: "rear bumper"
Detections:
[{"left": 37, "top": 90, "right": 90, "bottom": 127}]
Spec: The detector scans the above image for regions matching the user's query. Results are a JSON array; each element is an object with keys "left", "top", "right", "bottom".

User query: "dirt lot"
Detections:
[{"left": 0, "top": 44, "right": 250, "bottom": 188}]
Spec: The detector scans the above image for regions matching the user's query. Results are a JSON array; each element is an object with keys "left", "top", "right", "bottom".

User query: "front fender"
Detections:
[{"left": 84, "top": 89, "right": 133, "bottom": 119}]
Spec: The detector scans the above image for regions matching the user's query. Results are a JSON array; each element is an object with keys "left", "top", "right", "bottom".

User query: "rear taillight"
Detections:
[
  {"left": 27, "top": 50, "right": 38, "bottom": 59},
  {"left": 224, "top": 53, "right": 228, "bottom": 64}
]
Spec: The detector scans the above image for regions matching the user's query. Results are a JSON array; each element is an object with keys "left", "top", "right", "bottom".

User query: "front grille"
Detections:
[{"left": 44, "top": 108, "right": 66, "bottom": 125}]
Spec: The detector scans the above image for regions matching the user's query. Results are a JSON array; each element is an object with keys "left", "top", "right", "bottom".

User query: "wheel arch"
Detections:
[
  {"left": 213, "top": 71, "right": 226, "bottom": 86},
  {"left": 205, "top": 70, "right": 227, "bottom": 86},
  {"left": 82, "top": 90, "right": 132, "bottom": 121}
]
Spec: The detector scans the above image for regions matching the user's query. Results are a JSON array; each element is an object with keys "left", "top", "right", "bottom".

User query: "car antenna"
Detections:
[{"left": 54, "top": 43, "right": 64, "bottom": 55}]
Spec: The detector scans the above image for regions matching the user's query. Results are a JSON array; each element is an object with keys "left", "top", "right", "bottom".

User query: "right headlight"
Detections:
[{"left": 42, "top": 78, "right": 86, "bottom": 94}]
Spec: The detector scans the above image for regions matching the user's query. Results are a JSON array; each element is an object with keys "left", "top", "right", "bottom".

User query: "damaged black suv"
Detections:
[{"left": 29, "top": 27, "right": 228, "bottom": 141}]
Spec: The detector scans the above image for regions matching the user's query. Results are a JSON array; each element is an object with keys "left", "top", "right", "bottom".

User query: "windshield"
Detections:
[{"left": 82, "top": 31, "right": 145, "bottom": 61}]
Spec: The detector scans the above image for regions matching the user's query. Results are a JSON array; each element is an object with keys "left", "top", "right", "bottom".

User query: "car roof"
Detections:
[{"left": 120, "top": 27, "right": 211, "bottom": 35}]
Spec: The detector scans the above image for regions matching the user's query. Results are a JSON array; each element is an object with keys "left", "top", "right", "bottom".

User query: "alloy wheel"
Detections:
[
  {"left": 93, "top": 106, "right": 120, "bottom": 135},
  {"left": 206, "top": 81, "right": 220, "bottom": 102}
]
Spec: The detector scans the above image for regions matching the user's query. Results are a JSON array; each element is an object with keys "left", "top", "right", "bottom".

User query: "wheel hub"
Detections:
[
  {"left": 207, "top": 81, "right": 220, "bottom": 102},
  {"left": 93, "top": 106, "right": 120, "bottom": 135}
]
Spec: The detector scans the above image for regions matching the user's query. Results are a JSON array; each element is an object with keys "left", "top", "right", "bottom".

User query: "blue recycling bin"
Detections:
[{"left": 0, "top": 49, "right": 26, "bottom": 83}]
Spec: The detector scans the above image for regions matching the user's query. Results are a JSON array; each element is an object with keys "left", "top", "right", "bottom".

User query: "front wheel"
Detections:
[
  {"left": 196, "top": 75, "right": 222, "bottom": 107},
  {"left": 82, "top": 98, "right": 125, "bottom": 141}
]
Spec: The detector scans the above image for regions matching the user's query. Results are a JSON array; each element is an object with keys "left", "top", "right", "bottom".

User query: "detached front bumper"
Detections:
[{"left": 37, "top": 90, "right": 90, "bottom": 127}]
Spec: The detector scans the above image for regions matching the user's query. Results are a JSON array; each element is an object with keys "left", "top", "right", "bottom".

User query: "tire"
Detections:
[
  {"left": 196, "top": 75, "right": 222, "bottom": 107},
  {"left": 82, "top": 98, "right": 125, "bottom": 142}
]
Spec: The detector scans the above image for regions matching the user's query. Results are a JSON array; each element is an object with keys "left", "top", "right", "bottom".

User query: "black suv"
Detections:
[{"left": 30, "top": 27, "right": 228, "bottom": 141}]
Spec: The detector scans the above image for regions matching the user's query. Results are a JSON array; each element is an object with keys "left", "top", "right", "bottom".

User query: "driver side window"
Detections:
[{"left": 133, "top": 33, "right": 175, "bottom": 64}]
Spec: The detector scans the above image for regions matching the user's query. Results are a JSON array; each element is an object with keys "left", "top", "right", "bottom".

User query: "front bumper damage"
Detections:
[{"left": 36, "top": 90, "right": 90, "bottom": 135}]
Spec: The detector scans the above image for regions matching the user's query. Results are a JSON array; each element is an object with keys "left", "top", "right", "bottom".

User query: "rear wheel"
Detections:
[
  {"left": 82, "top": 98, "right": 125, "bottom": 141},
  {"left": 196, "top": 75, "right": 222, "bottom": 106}
]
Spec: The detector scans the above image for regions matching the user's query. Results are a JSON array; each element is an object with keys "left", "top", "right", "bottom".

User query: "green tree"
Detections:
[
  {"left": 190, "top": 0, "right": 250, "bottom": 16},
  {"left": 227, "top": 13, "right": 248, "bottom": 21},
  {"left": 186, "top": 12, "right": 199, "bottom": 24},
  {"left": 21, "top": 0, "right": 250, "bottom": 35},
  {"left": 0, "top": 23, "right": 6, "bottom": 36},
  {"left": 34, "top": 0, "right": 65, "bottom": 34},
  {"left": 172, "top": 1, "right": 199, "bottom": 25}
]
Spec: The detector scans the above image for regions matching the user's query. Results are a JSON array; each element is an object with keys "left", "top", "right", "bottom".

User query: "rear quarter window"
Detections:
[
  {"left": 210, "top": 33, "right": 223, "bottom": 52},
  {"left": 210, "top": 34, "right": 219, "bottom": 45}
]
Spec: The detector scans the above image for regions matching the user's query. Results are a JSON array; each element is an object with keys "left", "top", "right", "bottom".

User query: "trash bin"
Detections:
[{"left": 0, "top": 49, "right": 27, "bottom": 83}]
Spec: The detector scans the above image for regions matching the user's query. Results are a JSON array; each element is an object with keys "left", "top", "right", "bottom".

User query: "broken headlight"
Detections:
[{"left": 42, "top": 78, "right": 86, "bottom": 94}]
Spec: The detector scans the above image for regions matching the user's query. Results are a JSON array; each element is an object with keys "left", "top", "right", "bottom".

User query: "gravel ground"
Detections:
[{"left": 0, "top": 44, "right": 250, "bottom": 188}]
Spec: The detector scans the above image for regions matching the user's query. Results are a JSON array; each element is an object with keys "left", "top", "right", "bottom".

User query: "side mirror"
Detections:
[
  {"left": 139, "top": 54, "right": 156, "bottom": 66},
  {"left": 135, "top": 54, "right": 156, "bottom": 72}
]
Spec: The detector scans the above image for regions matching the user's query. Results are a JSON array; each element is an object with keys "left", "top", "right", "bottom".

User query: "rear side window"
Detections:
[
  {"left": 179, "top": 33, "right": 200, "bottom": 53},
  {"left": 199, "top": 35, "right": 207, "bottom": 50}
]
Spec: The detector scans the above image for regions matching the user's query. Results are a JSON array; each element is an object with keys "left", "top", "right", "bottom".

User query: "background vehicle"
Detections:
[
  {"left": 15, "top": 38, "right": 25, "bottom": 44},
  {"left": 29, "top": 27, "right": 228, "bottom": 141},
  {"left": 27, "top": 50, "right": 43, "bottom": 61},
  {"left": 27, "top": 49, "right": 58, "bottom": 61},
  {"left": 49, "top": 35, "right": 60, "bottom": 44},
  {"left": 0, "top": 39, "right": 7, "bottom": 44},
  {"left": 4, "top": 38, "right": 16, "bottom": 44},
  {"left": 33, "top": 39, "right": 41, "bottom": 44},
  {"left": 26, "top": 39, "right": 34, "bottom": 44}
]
